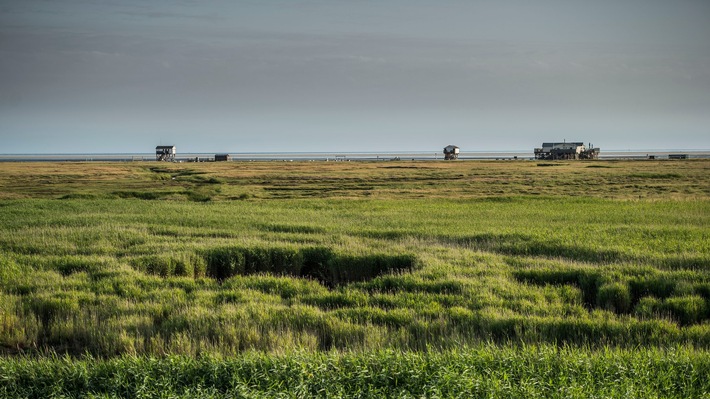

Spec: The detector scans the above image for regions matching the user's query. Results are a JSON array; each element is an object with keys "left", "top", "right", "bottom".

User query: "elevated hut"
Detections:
[
  {"left": 156, "top": 146, "right": 176, "bottom": 162},
  {"left": 215, "top": 154, "right": 232, "bottom": 162},
  {"left": 534, "top": 142, "right": 599, "bottom": 160},
  {"left": 443, "top": 145, "right": 460, "bottom": 160}
]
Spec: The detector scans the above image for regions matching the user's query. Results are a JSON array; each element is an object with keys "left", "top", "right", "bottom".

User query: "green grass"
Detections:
[
  {"left": 2, "top": 346, "right": 709, "bottom": 398},
  {"left": 0, "top": 160, "right": 709, "bottom": 396},
  {"left": 1, "top": 197, "right": 708, "bottom": 354}
]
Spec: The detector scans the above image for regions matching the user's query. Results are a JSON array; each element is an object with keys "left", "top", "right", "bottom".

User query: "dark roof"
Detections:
[{"left": 542, "top": 142, "right": 584, "bottom": 147}]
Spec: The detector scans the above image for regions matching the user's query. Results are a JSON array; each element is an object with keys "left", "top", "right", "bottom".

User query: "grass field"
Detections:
[{"left": 1, "top": 159, "right": 709, "bottom": 397}]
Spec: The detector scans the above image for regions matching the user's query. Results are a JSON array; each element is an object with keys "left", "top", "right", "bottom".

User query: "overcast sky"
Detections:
[{"left": 1, "top": 0, "right": 709, "bottom": 153}]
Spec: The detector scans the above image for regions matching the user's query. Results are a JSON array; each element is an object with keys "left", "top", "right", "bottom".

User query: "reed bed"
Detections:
[
  {"left": 2, "top": 345, "right": 709, "bottom": 398},
  {"left": 0, "top": 160, "right": 709, "bottom": 396}
]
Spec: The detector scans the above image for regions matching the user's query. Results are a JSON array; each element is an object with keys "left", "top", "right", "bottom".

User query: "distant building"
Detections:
[
  {"left": 668, "top": 154, "right": 688, "bottom": 160},
  {"left": 443, "top": 145, "right": 460, "bottom": 160},
  {"left": 156, "top": 146, "right": 176, "bottom": 161},
  {"left": 534, "top": 142, "right": 599, "bottom": 160},
  {"left": 215, "top": 154, "right": 232, "bottom": 162}
]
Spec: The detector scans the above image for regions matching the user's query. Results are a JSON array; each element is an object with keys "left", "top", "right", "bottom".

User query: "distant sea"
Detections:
[{"left": 1, "top": 150, "right": 709, "bottom": 162}]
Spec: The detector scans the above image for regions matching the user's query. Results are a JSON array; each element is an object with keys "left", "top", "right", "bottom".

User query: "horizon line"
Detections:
[{"left": 3, "top": 148, "right": 710, "bottom": 156}]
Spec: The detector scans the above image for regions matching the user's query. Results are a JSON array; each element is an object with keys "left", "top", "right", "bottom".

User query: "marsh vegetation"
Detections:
[{"left": 1, "top": 160, "right": 708, "bottom": 397}]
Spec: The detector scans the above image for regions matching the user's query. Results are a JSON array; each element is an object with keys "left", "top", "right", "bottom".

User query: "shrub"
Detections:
[
  {"left": 634, "top": 296, "right": 662, "bottom": 319},
  {"left": 266, "top": 247, "right": 304, "bottom": 276},
  {"left": 559, "top": 285, "right": 583, "bottom": 305},
  {"left": 202, "top": 246, "right": 416, "bottom": 287},
  {"left": 204, "top": 247, "right": 245, "bottom": 280},
  {"left": 173, "top": 256, "right": 194, "bottom": 278},
  {"left": 694, "top": 283, "right": 710, "bottom": 300},
  {"left": 191, "top": 255, "right": 207, "bottom": 278},
  {"left": 132, "top": 255, "right": 176, "bottom": 277},
  {"left": 513, "top": 269, "right": 604, "bottom": 307},
  {"left": 243, "top": 247, "right": 272, "bottom": 274},
  {"left": 597, "top": 282, "right": 632, "bottom": 313},
  {"left": 327, "top": 253, "right": 415, "bottom": 286},
  {"left": 52, "top": 256, "right": 100, "bottom": 276},
  {"left": 628, "top": 277, "right": 677, "bottom": 302},
  {"left": 301, "top": 247, "right": 335, "bottom": 283},
  {"left": 662, "top": 295, "right": 708, "bottom": 326}
]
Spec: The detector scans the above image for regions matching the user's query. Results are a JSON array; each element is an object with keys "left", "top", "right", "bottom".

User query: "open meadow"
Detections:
[{"left": 1, "top": 159, "right": 709, "bottom": 397}]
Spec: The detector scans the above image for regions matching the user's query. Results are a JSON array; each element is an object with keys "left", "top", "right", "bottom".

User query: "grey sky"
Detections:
[{"left": 1, "top": 0, "right": 709, "bottom": 153}]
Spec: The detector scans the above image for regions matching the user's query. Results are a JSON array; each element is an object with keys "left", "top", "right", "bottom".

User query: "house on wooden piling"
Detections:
[
  {"left": 534, "top": 142, "right": 599, "bottom": 160},
  {"left": 443, "top": 145, "right": 460, "bottom": 160},
  {"left": 215, "top": 154, "right": 232, "bottom": 162},
  {"left": 156, "top": 146, "right": 176, "bottom": 161}
]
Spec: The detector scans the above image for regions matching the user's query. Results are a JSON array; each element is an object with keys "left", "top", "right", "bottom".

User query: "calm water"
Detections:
[{"left": 1, "top": 150, "right": 709, "bottom": 162}]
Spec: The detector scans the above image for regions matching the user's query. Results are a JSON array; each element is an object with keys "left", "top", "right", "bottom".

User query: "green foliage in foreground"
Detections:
[
  {"left": 2, "top": 346, "right": 709, "bottom": 399},
  {"left": 0, "top": 161, "right": 709, "bottom": 397},
  {"left": 1, "top": 197, "right": 709, "bottom": 356}
]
